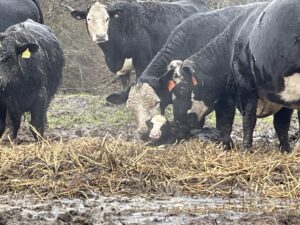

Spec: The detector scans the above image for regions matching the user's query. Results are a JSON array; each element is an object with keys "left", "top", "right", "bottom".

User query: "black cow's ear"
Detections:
[
  {"left": 106, "top": 87, "right": 130, "bottom": 105},
  {"left": 108, "top": 9, "right": 124, "bottom": 18},
  {"left": 182, "top": 62, "right": 195, "bottom": 77},
  {"left": 16, "top": 43, "right": 39, "bottom": 56},
  {"left": 71, "top": 10, "right": 88, "bottom": 20},
  {"left": 160, "top": 69, "right": 174, "bottom": 83},
  {"left": 0, "top": 33, "right": 7, "bottom": 42},
  {"left": 159, "top": 69, "right": 175, "bottom": 91}
]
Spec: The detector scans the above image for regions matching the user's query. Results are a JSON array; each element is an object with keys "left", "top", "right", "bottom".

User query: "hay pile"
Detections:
[{"left": 0, "top": 136, "right": 300, "bottom": 199}]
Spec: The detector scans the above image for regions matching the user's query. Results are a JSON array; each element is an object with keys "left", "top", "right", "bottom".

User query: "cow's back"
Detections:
[
  {"left": 0, "top": 0, "right": 42, "bottom": 32},
  {"left": 7, "top": 20, "right": 64, "bottom": 99},
  {"left": 137, "top": 0, "right": 209, "bottom": 55}
]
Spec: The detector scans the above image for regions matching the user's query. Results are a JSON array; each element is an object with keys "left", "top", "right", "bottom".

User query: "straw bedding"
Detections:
[{"left": 0, "top": 135, "right": 299, "bottom": 200}]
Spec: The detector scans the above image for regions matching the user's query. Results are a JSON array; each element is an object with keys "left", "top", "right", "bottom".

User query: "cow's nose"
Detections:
[
  {"left": 93, "top": 34, "right": 108, "bottom": 43},
  {"left": 149, "top": 130, "right": 161, "bottom": 140}
]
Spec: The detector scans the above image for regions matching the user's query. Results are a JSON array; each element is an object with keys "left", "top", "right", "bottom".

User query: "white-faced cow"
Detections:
[
  {"left": 0, "top": 20, "right": 64, "bottom": 140},
  {"left": 106, "top": 2, "right": 266, "bottom": 140},
  {"left": 66, "top": 0, "right": 209, "bottom": 88},
  {"left": 162, "top": 0, "right": 300, "bottom": 152}
]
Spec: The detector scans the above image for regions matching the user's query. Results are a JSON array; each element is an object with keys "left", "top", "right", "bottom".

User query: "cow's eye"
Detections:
[
  {"left": 106, "top": 17, "right": 109, "bottom": 22},
  {"left": 155, "top": 101, "right": 160, "bottom": 107}
]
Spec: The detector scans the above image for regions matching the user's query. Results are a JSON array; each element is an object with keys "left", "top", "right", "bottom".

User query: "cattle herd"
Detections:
[{"left": 1, "top": 0, "right": 300, "bottom": 153}]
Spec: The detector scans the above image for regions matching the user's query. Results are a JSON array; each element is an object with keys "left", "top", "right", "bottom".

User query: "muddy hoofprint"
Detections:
[{"left": 106, "top": 3, "right": 265, "bottom": 139}]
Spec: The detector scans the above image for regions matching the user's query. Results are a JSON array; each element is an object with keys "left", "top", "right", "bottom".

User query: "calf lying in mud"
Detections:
[{"left": 146, "top": 115, "right": 223, "bottom": 146}]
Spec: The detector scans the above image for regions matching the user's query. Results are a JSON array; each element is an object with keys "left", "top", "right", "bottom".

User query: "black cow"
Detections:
[
  {"left": 68, "top": 0, "right": 209, "bottom": 84},
  {"left": 0, "top": 0, "right": 44, "bottom": 30},
  {"left": 0, "top": 19, "right": 64, "bottom": 140},
  {"left": 106, "top": 2, "right": 266, "bottom": 140},
  {"left": 165, "top": 0, "right": 300, "bottom": 152}
]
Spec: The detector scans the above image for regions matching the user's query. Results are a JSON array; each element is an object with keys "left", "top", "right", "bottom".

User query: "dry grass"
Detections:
[{"left": 1, "top": 136, "right": 300, "bottom": 200}]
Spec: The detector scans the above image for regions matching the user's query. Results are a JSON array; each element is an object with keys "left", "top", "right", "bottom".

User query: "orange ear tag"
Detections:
[
  {"left": 192, "top": 76, "right": 198, "bottom": 86},
  {"left": 168, "top": 80, "right": 175, "bottom": 91}
]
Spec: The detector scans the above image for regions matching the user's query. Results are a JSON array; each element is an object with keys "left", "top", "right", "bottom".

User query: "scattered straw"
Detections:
[{"left": 0, "top": 136, "right": 300, "bottom": 199}]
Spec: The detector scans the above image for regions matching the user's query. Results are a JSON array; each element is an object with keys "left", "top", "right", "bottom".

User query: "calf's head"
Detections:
[
  {"left": 0, "top": 33, "right": 39, "bottom": 87},
  {"left": 146, "top": 115, "right": 169, "bottom": 141}
]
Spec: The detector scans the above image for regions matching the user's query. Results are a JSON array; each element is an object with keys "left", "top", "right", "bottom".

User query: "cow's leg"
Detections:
[
  {"left": 119, "top": 72, "right": 130, "bottom": 89},
  {"left": 273, "top": 107, "right": 292, "bottom": 152},
  {"left": 240, "top": 90, "right": 258, "bottom": 150},
  {"left": 7, "top": 110, "right": 22, "bottom": 140},
  {"left": 0, "top": 103, "right": 7, "bottom": 137},
  {"left": 297, "top": 110, "right": 300, "bottom": 139},
  {"left": 30, "top": 88, "right": 47, "bottom": 140},
  {"left": 215, "top": 98, "right": 236, "bottom": 149}
]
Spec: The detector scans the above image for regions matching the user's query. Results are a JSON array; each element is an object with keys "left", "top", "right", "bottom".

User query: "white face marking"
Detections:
[
  {"left": 87, "top": 2, "right": 109, "bottom": 43},
  {"left": 149, "top": 115, "right": 167, "bottom": 140},
  {"left": 187, "top": 93, "right": 210, "bottom": 121},
  {"left": 127, "top": 83, "right": 161, "bottom": 135},
  {"left": 256, "top": 97, "right": 282, "bottom": 118},
  {"left": 169, "top": 60, "right": 184, "bottom": 84},
  {"left": 279, "top": 73, "right": 300, "bottom": 102},
  {"left": 116, "top": 58, "right": 134, "bottom": 76}
]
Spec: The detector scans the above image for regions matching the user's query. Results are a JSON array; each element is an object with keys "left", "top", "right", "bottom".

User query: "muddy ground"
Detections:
[
  {"left": 1, "top": 194, "right": 300, "bottom": 225},
  {"left": 0, "top": 94, "right": 300, "bottom": 225}
]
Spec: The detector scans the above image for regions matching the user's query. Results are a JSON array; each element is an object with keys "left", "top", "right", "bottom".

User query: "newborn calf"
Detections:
[
  {"left": 146, "top": 115, "right": 224, "bottom": 146},
  {"left": 146, "top": 115, "right": 191, "bottom": 146}
]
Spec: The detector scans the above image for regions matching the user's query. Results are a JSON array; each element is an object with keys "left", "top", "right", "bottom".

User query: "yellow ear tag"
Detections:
[{"left": 22, "top": 48, "right": 31, "bottom": 59}]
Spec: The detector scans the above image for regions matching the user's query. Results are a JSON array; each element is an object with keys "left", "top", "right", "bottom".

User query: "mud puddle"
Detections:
[{"left": 1, "top": 194, "right": 299, "bottom": 225}]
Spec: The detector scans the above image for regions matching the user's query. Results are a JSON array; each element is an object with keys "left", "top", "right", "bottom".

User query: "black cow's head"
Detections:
[
  {"left": 168, "top": 60, "right": 212, "bottom": 128},
  {"left": 0, "top": 32, "right": 39, "bottom": 87}
]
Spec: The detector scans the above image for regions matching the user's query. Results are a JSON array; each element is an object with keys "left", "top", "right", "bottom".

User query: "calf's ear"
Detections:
[
  {"left": 16, "top": 43, "right": 39, "bottom": 56},
  {"left": 106, "top": 88, "right": 130, "bottom": 105},
  {"left": 71, "top": 10, "right": 88, "bottom": 20}
]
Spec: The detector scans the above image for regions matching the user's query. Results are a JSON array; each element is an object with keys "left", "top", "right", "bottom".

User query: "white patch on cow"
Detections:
[
  {"left": 149, "top": 115, "right": 167, "bottom": 140},
  {"left": 172, "top": 93, "right": 176, "bottom": 101},
  {"left": 87, "top": 2, "right": 109, "bottom": 43},
  {"left": 256, "top": 97, "right": 283, "bottom": 118},
  {"left": 116, "top": 58, "right": 134, "bottom": 76},
  {"left": 168, "top": 60, "right": 183, "bottom": 70},
  {"left": 187, "top": 93, "right": 210, "bottom": 121},
  {"left": 168, "top": 60, "right": 184, "bottom": 84},
  {"left": 279, "top": 73, "right": 300, "bottom": 102},
  {"left": 127, "top": 83, "right": 161, "bottom": 135}
]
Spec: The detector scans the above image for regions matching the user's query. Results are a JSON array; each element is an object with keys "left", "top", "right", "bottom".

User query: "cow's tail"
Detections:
[{"left": 31, "top": 0, "right": 44, "bottom": 24}]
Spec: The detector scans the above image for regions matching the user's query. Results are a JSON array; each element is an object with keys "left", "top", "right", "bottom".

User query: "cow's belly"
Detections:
[{"left": 256, "top": 97, "right": 283, "bottom": 118}]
